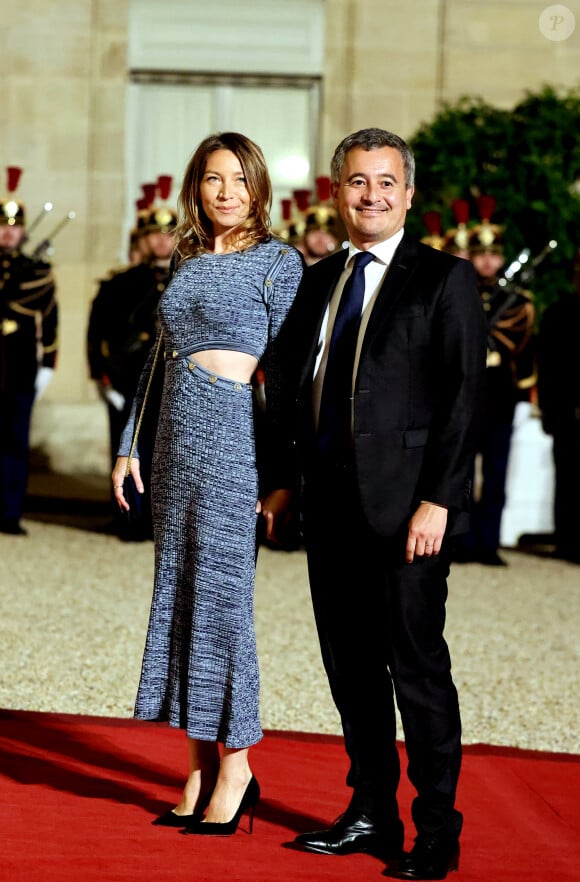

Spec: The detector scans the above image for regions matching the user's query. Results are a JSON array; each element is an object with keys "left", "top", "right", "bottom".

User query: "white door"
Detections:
[{"left": 126, "top": 76, "right": 319, "bottom": 236}]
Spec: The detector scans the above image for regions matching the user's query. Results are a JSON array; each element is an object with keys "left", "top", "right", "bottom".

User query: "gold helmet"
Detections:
[
  {"left": 0, "top": 167, "right": 25, "bottom": 226},
  {"left": 442, "top": 199, "right": 471, "bottom": 255},
  {"left": 420, "top": 211, "right": 445, "bottom": 250},
  {"left": 275, "top": 198, "right": 293, "bottom": 241},
  {"left": 468, "top": 195, "right": 504, "bottom": 255},
  {"left": 144, "top": 175, "right": 177, "bottom": 234},
  {"left": 304, "top": 176, "right": 340, "bottom": 236},
  {"left": 135, "top": 183, "right": 157, "bottom": 235},
  {"left": 282, "top": 189, "right": 309, "bottom": 243},
  {"left": 145, "top": 206, "right": 178, "bottom": 234}
]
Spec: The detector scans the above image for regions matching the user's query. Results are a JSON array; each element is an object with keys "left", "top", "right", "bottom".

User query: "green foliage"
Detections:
[{"left": 407, "top": 86, "right": 580, "bottom": 314}]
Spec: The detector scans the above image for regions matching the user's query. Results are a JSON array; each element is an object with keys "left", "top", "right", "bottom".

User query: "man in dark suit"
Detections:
[{"left": 262, "top": 129, "right": 486, "bottom": 880}]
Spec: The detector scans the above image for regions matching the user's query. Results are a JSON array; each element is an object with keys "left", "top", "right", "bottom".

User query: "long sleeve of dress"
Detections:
[
  {"left": 117, "top": 326, "right": 164, "bottom": 459},
  {"left": 255, "top": 247, "right": 304, "bottom": 493}
]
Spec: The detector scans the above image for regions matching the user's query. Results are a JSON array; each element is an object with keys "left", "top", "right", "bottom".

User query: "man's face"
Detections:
[
  {"left": 471, "top": 251, "right": 505, "bottom": 280},
  {"left": 304, "top": 228, "right": 338, "bottom": 259},
  {"left": 0, "top": 224, "right": 26, "bottom": 251},
  {"left": 332, "top": 146, "right": 413, "bottom": 250},
  {"left": 146, "top": 231, "right": 174, "bottom": 260}
]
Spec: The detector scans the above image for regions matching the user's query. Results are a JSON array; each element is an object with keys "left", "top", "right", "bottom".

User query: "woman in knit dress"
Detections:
[{"left": 112, "top": 132, "right": 303, "bottom": 834}]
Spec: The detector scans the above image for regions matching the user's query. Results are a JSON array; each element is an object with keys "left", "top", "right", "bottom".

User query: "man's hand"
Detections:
[
  {"left": 258, "top": 489, "right": 294, "bottom": 546},
  {"left": 406, "top": 502, "right": 448, "bottom": 563}
]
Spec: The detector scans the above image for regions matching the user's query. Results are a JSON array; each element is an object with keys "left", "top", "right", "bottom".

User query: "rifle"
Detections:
[
  {"left": 490, "top": 239, "right": 558, "bottom": 324},
  {"left": 23, "top": 202, "right": 54, "bottom": 240},
  {"left": 485, "top": 240, "right": 557, "bottom": 366},
  {"left": 498, "top": 239, "right": 558, "bottom": 289},
  {"left": 30, "top": 210, "right": 76, "bottom": 261}
]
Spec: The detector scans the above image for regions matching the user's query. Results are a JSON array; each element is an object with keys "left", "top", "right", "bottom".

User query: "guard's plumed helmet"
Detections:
[
  {"left": 304, "top": 177, "right": 340, "bottom": 236},
  {"left": 468, "top": 195, "right": 504, "bottom": 255},
  {"left": 0, "top": 167, "right": 25, "bottom": 226},
  {"left": 144, "top": 175, "right": 177, "bottom": 234},
  {"left": 420, "top": 211, "right": 445, "bottom": 250}
]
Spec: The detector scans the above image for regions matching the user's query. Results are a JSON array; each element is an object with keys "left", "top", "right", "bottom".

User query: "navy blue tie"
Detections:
[{"left": 317, "top": 250, "right": 375, "bottom": 456}]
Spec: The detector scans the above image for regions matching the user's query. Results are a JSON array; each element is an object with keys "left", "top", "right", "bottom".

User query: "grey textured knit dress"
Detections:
[{"left": 119, "top": 238, "right": 303, "bottom": 748}]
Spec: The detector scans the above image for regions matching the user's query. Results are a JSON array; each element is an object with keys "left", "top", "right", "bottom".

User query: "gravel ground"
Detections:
[{"left": 1, "top": 510, "right": 578, "bottom": 754}]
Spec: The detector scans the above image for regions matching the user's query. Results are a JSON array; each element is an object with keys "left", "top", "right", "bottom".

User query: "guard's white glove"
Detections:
[
  {"left": 512, "top": 400, "right": 532, "bottom": 430},
  {"left": 34, "top": 366, "right": 54, "bottom": 400},
  {"left": 97, "top": 382, "right": 126, "bottom": 412}
]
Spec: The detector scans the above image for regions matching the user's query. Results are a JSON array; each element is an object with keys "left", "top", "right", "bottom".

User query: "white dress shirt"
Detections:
[{"left": 312, "top": 228, "right": 405, "bottom": 428}]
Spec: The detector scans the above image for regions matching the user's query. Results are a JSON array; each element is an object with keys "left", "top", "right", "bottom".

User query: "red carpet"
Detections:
[{"left": 1, "top": 709, "right": 579, "bottom": 881}]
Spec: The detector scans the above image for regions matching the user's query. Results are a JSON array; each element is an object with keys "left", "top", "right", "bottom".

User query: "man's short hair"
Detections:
[{"left": 330, "top": 128, "right": 415, "bottom": 189}]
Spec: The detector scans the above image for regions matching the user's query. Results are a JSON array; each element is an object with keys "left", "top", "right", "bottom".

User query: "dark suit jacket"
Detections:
[{"left": 274, "top": 233, "right": 487, "bottom": 538}]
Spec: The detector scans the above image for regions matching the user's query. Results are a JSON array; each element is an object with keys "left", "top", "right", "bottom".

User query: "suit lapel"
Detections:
[
  {"left": 298, "top": 251, "right": 348, "bottom": 387},
  {"left": 360, "top": 234, "right": 420, "bottom": 358},
  {"left": 298, "top": 236, "right": 422, "bottom": 386}
]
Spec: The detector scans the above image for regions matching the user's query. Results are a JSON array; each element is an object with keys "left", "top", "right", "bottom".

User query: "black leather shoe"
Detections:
[
  {"left": 293, "top": 810, "right": 403, "bottom": 858},
  {"left": 0, "top": 519, "right": 27, "bottom": 536},
  {"left": 478, "top": 549, "right": 507, "bottom": 566},
  {"left": 389, "top": 834, "right": 459, "bottom": 879},
  {"left": 451, "top": 546, "right": 478, "bottom": 563}
]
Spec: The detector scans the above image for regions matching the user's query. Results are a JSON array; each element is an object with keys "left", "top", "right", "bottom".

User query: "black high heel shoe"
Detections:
[
  {"left": 185, "top": 776, "right": 260, "bottom": 836},
  {"left": 152, "top": 791, "right": 212, "bottom": 827}
]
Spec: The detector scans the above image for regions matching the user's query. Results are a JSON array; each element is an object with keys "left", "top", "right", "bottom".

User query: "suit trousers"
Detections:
[
  {"left": 460, "top": 418, "right": 513, "bottom": 555},
  {"left": 302, "top": 460, "right": 463, "bottom": 839},
  {"left": 0, "top": 389, "right": 35, "bottom": 522},
  {"left": 552, "top": 423, "right": 580, "bottom": 560}
]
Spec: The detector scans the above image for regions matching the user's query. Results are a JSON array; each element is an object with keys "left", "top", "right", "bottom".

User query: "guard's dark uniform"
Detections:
[
  {"left": 459, "top": 277, "right": 536, "bottom": 560},
  {"left": 87, "top": 259, "right": 170, "bottom": 538},
  {"left": 453, "top": 196, "right": 536, "bottom": 564},
  {"left": 0, "top": 249, "right": 58, "bottom": 531},
  {"left": 538, "top": 287, "right": 580, "bottom": 563}
]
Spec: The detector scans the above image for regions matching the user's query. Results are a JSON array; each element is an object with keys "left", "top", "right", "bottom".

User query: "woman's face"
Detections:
[{"left": 199, "top": 149, "right": 252, "bottom": 237}]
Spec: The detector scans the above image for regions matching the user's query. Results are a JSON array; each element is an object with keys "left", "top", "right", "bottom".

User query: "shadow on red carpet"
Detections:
[{"left": 0, "top": 710, "right": 578, "bottom": 881}]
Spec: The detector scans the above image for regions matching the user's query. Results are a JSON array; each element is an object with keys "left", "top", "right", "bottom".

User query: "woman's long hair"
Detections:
[{"left": 174, "top": 132, "right": 272, "bottom": 262}]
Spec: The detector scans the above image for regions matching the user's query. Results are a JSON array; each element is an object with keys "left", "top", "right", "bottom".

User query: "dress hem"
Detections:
[{"left": 133, "top": 711, "right": 263, "bottom": 749}]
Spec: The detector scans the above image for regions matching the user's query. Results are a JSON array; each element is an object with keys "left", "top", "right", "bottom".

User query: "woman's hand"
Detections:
[{"left": 112, "top": 457, "right": 144, "bottom": 512}]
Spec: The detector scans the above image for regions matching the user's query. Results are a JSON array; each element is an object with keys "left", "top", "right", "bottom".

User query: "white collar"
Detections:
[{"left": 346, "top": 227, "right": 405, "bottom": 268}]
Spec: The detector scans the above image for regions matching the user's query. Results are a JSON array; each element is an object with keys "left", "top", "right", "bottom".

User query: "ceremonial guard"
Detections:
[
  {"left": 298, "top": 176, "right": 343, "bottom": 265},
  {"left": 0, "top": 167, "right": 58, "bottom": 535},
  {"left": 276, "top": 181, "right": 343, "bottom": 267},
  {"left": 420, "top": 201, "right": 470, "bottom": 260},
  {"left": 455, "top": 196, "right": 536, "bottom": 565},
  {"left": 442, "top": 199, "right": 470, "bottom": 259},
  {"left": 87, "top": 176, "right": 176, "bottom": 540},
  {"left": 537, "top": 249, "right": 580, "bottom": 564},
  {"left": 419, "top": 210, "right": 445, "bottom": 250}
]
